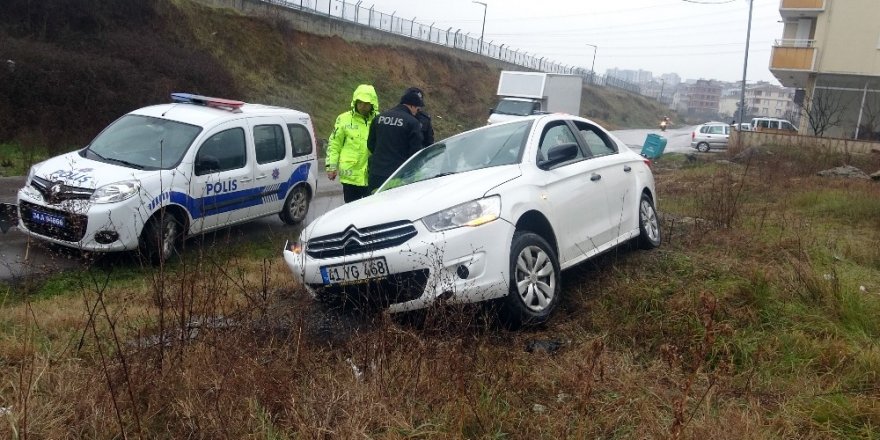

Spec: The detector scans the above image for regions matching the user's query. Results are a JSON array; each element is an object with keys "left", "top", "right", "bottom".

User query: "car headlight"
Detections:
[
  {"left": 26, "top": 166, "right": 36, "bottom": 184},
  {"left": 422, "top": 195, "right": 501, "bottom": 232},
  {"left": 90, "top": 180, "right": 140, "bottom": 204}
]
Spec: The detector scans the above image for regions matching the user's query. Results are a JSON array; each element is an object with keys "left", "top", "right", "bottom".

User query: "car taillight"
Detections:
[
  {"left": 643, "top": 159, "right": 653, "bottom": 168},
  {"left": 691, "top": 131, "right": 695, "bottom": 140}
]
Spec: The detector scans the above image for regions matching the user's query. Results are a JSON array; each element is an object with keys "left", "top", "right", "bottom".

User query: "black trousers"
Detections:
[
  {"left": 368, "top": 174, "right": 390, "bottom": 193},
  {"left": 342, "top": 183, "right": 371, "bottom": 203}
]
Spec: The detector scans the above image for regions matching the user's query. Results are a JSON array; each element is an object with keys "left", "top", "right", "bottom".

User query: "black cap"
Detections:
[{"left": 399, "top": 87, "right": 425, "bottom": 107}]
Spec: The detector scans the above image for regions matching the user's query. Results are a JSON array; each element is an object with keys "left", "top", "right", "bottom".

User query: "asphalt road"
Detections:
[{"left": 0, "top": 127, "right": 695, "bottom": 282}]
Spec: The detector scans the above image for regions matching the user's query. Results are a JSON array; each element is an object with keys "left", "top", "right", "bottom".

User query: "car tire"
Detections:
[
  {"left": 280, "top": 185, "right": 310, "bottom": 225},
  {"left": 697, "top": 142, "right": 710, "bottom": 153},
  {"left": 498, "top": 231, "right": 561, "bottom": 328},
  {"left": 637, "top": 194, "right": 661, "bottom": 250},
  {"left": 140, "top": 211, "right": 183, "bottom": 265}
]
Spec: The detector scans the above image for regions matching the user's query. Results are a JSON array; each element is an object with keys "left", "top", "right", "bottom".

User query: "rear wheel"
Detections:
[
  {"left": 280, "top": 185, "right": 310, "bottom": 225},
  {"left": 140, "top": 211, "right": 183, "bottom": 265},
  {"left": 697, "top": 142, "right": 710, "bottom": 153},
  {"left": 637, "top": 194, "right": 661, "bottom": 250},
  {"left": 498, "top": 231, "right": 560, "bottom": 328}
]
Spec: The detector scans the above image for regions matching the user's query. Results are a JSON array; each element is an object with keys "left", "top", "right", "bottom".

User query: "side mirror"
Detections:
[
  {"left": 195, "top": 155, "right": 220, "bottom": 175},
  {"left": 540, "top": 143, "right": 579, "bottom": 169},
  {"left": 488, "top": 107, "right": 495, "bottom": 116}
]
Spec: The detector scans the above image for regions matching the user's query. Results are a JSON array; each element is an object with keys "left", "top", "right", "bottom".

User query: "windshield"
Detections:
[
  {"left": 495, "top": 99, "right": 537, "bottom": 116},
  {"left": 85, "top": 115, "right": 202, "bottom": 169},
  {"left": 382, "top": 120, "right": 532, "bottom": 191}
]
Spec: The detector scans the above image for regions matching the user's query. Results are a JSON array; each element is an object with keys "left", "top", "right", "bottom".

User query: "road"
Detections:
[{"left": 0, "top": 127, "right": 695, "bottom": 282}]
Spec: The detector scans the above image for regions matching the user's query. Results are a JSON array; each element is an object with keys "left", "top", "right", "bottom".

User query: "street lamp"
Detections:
[
  {"left": 585, "top": 43, "right": 598, "bottom": 84},
  {"left": 473, "top": 1, "right": 487, "bottom": 55}
]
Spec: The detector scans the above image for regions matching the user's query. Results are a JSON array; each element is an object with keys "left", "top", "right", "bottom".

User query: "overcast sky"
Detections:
[{"left": 363, "top": 0, "right": 784, "bottom": 84}]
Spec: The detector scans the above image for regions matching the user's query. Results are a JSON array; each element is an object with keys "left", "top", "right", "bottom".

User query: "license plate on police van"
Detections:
[
  {"left": 320, "top": 257, "right": 389, "bottom": 285},
  {"left": 31, "top": 209, "right": 65, "bottom": 228}
]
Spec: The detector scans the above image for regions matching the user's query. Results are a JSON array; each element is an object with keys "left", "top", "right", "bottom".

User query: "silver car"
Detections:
[{"left": 691, "top": 122, "right": 730, "bottom": 152}]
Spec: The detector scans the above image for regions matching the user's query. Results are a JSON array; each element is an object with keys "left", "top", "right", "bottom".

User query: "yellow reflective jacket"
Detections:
[{"left": 326, "top": 85, "right": 379, "bottom": 186}]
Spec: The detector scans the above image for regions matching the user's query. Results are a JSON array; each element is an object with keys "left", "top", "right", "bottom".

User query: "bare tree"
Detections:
[
  {"left": 797, "top": 88, "right": 850, "bottom": 137},
  {"left": 857, "top": 93, "right": 880, "bottom": 141}
]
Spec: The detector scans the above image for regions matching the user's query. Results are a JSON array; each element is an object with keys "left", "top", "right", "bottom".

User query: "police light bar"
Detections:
[{"left": 171, "top": 93, "right": 245, "bottom": 111}]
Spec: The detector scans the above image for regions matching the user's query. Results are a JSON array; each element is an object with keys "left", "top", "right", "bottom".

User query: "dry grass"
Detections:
[{"left": 2, "top": 145, "right": 878, "bottom": 438}]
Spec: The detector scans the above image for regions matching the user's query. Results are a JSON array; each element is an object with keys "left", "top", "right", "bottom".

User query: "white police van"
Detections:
[{"left": 16, "top": 93, "right": 318, "bottom": 263}]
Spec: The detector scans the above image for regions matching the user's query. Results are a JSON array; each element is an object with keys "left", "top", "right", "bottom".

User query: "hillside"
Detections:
[{"left": 0, "top": 0, "right": 672, "bottom": 154}]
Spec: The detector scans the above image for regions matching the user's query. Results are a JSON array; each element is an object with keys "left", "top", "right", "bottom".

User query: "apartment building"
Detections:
[
  {"left": 682, "top": 79, "right": 722, "bottom": 119},
  {"left": 746, "top": 82, "right": 799, "bottom": 122},
  {"left": 770, "top": 0, "right": 880, "bottom": 139}
]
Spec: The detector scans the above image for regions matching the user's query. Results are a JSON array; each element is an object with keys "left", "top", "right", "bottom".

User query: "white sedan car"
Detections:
[{"left": 283, "top": 114, "right": 661, "bottom": 326}]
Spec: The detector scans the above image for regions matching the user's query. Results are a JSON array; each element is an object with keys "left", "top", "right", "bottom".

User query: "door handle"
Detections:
[
  {"left": 623, "top": 166, "right": 632, "bottom": 172},
  {"left": 239, "top": 177, "right": 254, "bottom": 183},
  {"left": 255, "top": 174, "right": 268, "bottom": 180},
  {"left": 590, "top": 174, "right": 601, "bottom": 182}
]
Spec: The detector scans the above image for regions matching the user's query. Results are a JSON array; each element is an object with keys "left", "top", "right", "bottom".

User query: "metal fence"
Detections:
[{"left": 262, "top": 0, "right": 640, "bottom": 94}]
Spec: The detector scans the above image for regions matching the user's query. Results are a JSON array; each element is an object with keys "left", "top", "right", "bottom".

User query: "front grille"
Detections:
[
  {"left": 31, "top": 175, "right": 94, "bottom": 204},
  {"left": 19, "top": 201, "right": 89, "bottom": 242},
  {"left": 309, "top": 268, "right": 430, "bottom": 307},
  {"left": 306, "top": 221, "right": 418, "bottom": 258}
]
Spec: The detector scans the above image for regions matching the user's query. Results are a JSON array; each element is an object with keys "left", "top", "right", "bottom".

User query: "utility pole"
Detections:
[
  {"left": 473, "top": 2, "right": 487, "bottom": 55},
  {"left": 738, "top": 0, "right": 754, "bottom": 126}
]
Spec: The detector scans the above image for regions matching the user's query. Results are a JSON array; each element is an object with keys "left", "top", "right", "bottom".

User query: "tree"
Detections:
[{"left": 796, "top": 88, "right": 850, "bottom": 137}]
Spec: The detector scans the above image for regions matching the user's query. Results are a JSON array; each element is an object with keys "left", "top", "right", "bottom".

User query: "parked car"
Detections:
[
  {"left": 691, "top": 122, "right": 730, "bottom": 152},
  {"left": 738, "top": 123, "right": 751, "bottom": 131},
  {"left": 17, "top": 93, "right": 318, "bottom": 263},
  {"left": 750, "top": 117, "right": 797, "bottom": 132},
  {"left": 283, "top": 114, "right": 661, "bottom": 326}
]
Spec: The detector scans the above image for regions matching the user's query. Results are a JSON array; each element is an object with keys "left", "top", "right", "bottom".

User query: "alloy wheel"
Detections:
[{"left": 514, "top": 245, "right": 557, "bottom": 312}]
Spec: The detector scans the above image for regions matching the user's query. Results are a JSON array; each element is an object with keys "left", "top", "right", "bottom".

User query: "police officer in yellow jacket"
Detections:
[{"left": 326, "top": 84, "right": 379, "bottom": 202}]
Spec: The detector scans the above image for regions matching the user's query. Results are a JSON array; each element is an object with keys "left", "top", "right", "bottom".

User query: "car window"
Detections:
[
  {"left": 86, "top": 114, "right": 202, "bottom": 170},
  {"left": 382, "top": 120, "right": 531, "bottom": 191},
  {"left": 287, "top": 124, "right": 313, "bottom": 157},
  {"left": 195, "top": 127, "right": 247, "bottom": 175},
  {"left": 537, "top": 123, "right": 582, "bottom": 164},
  {"left": 781, "top": 121, "right": 794, "bottom": 131},
  {"left": 572, "top": 121, "right": 617, "bottom": 156},
  {"left": 254, "top": 125, "right": 286, "bottom": 164},
  {"left": 769, "top": 120, "right": 779, "bottom": 129},
  {"left": 700, "top": 126, "right": 711, "bottom": 134},
  {"left": 706, "top": 125, "right": 723, "bottom": 134}
]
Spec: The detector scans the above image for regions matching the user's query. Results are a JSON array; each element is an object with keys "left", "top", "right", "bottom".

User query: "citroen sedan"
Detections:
[{"left": 283, "top": 114, "right": 661, "bottom": 326}]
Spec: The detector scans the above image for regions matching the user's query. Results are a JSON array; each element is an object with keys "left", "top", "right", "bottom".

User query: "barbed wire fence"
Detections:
[{"left": 263, "top": 0, "right": 641, "bottom": 94}]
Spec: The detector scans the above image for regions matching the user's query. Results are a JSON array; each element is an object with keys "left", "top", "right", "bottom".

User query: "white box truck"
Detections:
[{"left": 487, "top": 71, "right": 583, "bottom": 124}]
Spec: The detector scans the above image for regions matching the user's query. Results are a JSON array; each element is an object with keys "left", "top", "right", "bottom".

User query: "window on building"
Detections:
[{"left": 755, "top": 91, "right": 763, "bottom": 96}]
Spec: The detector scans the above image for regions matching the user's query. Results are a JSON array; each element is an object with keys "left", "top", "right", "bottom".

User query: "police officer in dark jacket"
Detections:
[
  {"left": 367, "top": 87, "right": 425, "bottom": 192},
  {"left": 403, "top": 86, "right": 434, "bottom": 147}
]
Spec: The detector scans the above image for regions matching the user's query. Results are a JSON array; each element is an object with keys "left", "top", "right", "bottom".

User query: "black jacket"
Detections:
[
  {"left": 416, "top": 110, "right": 434, "bottom": 147},
  {"left": 367, "top": 104, "right": 424, "bottom": 178}
]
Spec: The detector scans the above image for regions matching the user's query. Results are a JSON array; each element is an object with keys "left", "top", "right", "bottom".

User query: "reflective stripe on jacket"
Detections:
[{"left": 326, "top": 84, "right": 379, "bottom": 186}]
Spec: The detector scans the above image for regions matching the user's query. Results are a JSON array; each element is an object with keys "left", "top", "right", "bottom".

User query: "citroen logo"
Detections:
[{"left": 50, "top": 182, "right": 63, "bottom": 196}]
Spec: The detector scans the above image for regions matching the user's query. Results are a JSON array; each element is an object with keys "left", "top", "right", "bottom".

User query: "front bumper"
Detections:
[
  {"left": 283, "top": 218, "right": 515, "bottom": 313},
  {"left": 17, "top": 187, "right": 146, "bottom": 252}
]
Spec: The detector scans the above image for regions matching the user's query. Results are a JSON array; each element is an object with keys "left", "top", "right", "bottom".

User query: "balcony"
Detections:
[
  {"left": 770, "top": 40, "right": 816, "bottom": 88},
  {"left": 779, "top": 0, "right": 825, "bottom": 19}
]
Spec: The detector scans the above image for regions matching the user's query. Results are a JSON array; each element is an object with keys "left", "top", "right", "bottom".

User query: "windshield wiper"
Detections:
[
  {"left": 425, "top": 172, "right": 456, "bottom": 180},
  {"left": 87, "top": 149, "right": 144, "bottom": 169}
]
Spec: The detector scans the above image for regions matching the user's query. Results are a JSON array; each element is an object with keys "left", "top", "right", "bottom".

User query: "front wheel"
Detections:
[
  {"left": 637, "top": 194, "right": 661, "bottom": 250},
  {"left": 140, "top": 211, "right": 183, "bottom": 265},
  {"left": 697, "top": 142, "right": 710, "bottom": 153},
  {"left": 280, "top": 185, "right": 310, "bottom": 225},
  {"left": 497, "top": 231, "right": 561, "bottom": 328}
]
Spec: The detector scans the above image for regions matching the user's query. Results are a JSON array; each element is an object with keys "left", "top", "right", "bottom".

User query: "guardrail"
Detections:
[{"left": 261, "top": 0, "right": 640, "bottom": 94}]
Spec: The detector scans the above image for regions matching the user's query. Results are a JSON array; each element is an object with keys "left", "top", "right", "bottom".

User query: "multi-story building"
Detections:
[
  {"left": 745, "top": 82, "right": 799, "bottom": 123},
  {"left": 769, "top": 0, "right": 880, "bottom": 138},
  {"left": 682, "top": 79, "right": 722, "bottom": 119}
]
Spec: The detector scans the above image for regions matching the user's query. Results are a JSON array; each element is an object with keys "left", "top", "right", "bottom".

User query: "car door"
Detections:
[
  {"left": 244, "top": 116, "right": 289, "bottom": 221},
  {"left": 572, "top": 120, "right": 637, "bottom": 246},
  {"left": 533, "top": 120, "right": 610, "bottom": 265},
  {"left": 189, "top": 121, "right": 254, "bottom": 232},
  {"left": 707, "top": 125, "right": 726, "bottom": 147}
]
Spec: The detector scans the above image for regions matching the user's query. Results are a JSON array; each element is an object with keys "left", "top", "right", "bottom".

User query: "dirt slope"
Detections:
[{"left": 0, "top": 0, "right": 672, "bottom": 152}]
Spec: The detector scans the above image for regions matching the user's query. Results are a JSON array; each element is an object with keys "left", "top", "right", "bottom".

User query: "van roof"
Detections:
[{"left": 131, "top": 103, "right": 311, "bottom": 128}]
